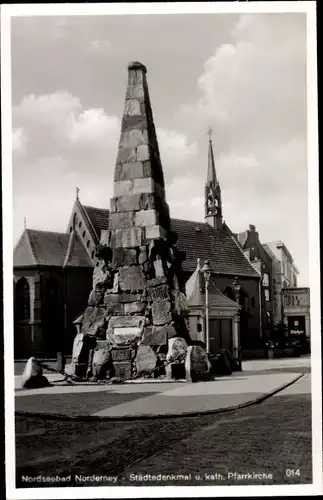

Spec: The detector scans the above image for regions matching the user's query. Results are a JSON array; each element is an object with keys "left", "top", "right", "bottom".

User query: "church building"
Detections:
[{"left": 13, "top": 62, "right": 262, "bottom": 361}]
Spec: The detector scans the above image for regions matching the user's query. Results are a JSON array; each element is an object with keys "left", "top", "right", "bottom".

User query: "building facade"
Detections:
[
  {"left": 236, "top": 224, "right": 273, "bottom": 341},
  {"left": 263, "top": 241, "right": 299, "bottom": 325},
  {"left": 282, "top": 287, "right": 311, "bottom": 343}
]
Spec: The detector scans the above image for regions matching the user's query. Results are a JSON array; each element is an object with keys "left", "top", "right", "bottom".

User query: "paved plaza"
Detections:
[{"left": 15, "top": 358, "right": 312, "bottom": 487}]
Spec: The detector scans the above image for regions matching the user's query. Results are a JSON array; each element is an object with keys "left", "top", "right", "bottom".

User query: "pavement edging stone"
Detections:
[{"left": 14, "top": 373, "right": 304, "bottom": 422}]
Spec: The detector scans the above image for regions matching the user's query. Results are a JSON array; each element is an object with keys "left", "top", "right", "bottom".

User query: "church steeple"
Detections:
[{"left": 205, "top": 127, "right": 223, "bottom": 230}]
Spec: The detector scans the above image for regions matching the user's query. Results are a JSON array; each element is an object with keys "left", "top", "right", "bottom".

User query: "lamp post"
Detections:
[
  {"left": 201, "top": 260, "right": 212, "bottom": 353},
  {"left": 232, "top": 276, "right": 242, "bottom": 370}
]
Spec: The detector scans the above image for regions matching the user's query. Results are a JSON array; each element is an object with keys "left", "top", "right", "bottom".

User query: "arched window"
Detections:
[
  {"left": 91, "top": 250, "right": 95, "bottom": 259},
  {"left": 86, "top": 240, "right": 90, "bottom": 248},
  {"left": 78, "top": 221, "right": 82, "bottom": 228},
  {"left": 15, "top": 278, "right": 30, "bottom": 321},
  {"left": 82, "top": 231, "right": 86, "bottom": 238}
]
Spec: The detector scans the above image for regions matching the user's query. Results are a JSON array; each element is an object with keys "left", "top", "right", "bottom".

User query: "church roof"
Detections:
[
  {"left": 14, "top": 229, "right": 92, "bottom": 268},
  {"left": 171, "top": 218, "right": 260, "bottom": 277},
  {"left": 82, "top": 205, "right": 110, "bottom": 239}
]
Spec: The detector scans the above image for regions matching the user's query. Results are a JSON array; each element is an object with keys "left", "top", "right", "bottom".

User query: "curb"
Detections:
[{"left": 14, "top": 373, "right": 305, "bottom": 422}]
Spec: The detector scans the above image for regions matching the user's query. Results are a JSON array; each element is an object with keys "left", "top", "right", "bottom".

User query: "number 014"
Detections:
[{"left": 285, "top": 469, "right": 300, "bottom": 477}]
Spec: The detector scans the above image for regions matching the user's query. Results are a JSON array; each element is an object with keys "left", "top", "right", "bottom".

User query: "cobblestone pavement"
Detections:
[{"left": 15, "top": 375, "right": 311, "bottom": 487}]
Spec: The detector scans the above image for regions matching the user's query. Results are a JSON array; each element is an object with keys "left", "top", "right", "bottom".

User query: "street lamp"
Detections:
[
  {"left": 201, "top": 260, "right": 212, "bottom": 353},
  {"left": 232, "top": 276, "right": 242, "bottom": 370}
]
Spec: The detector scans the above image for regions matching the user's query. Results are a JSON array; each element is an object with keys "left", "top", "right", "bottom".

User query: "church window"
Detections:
[
  {"left": 82, "top": 231, "right": 86, "bottom": 238},
  {"left": 15, "top": 278, "right": 30, "bottom": 321},
  {"left": 78, "top": 221, "right": 82, "bottom": 228},
  {"left": 69, "top": 227, "right": 73, "bottom": 233},
  {"left": 87, "top": 240, "right": 90, "bottom": 248},
  {"left": 264, "top": 289, "right": 270, "bottom": 302},
  {"left": 72, "top": 213, "right": 77, "bottom": 229},
  {"left": 91, "top": 250, "right": 95, "bottom": 259}
]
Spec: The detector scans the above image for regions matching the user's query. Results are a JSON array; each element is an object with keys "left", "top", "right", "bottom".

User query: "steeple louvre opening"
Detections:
[{"left": 205, "top": 136, "right": 223, "bottom": 230}]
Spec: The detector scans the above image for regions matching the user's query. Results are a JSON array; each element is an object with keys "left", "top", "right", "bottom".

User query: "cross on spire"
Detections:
[
  {"left": 24, "top": 217, "right": 27, "bottom": 229},
  {"left": 207, "top": 126, "right": 213, "bottom": 140},
  {"left": 76, "top": 187, "right": 80, "bottom": 200}
]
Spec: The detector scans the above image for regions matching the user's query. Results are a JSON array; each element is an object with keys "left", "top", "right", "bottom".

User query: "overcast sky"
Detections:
[{"left": 11, "top": 12, "right": 309, "bottom": 285}]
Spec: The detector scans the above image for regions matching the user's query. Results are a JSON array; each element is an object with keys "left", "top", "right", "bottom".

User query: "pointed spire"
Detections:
[
  {"left": 205, "top": 126, "right": 223, "bottom": 230},
  {"left": 109, "top": 61, "right": 171, "bottom": 245},
  {"left": 207, "top": 127, "right": 217, "bottom": 184},
  {"left": 76, "top": 187, "right": 80, "bottom": 200},
  {"left": 24, "top": 217, "right": 27, "bottom": 229}
]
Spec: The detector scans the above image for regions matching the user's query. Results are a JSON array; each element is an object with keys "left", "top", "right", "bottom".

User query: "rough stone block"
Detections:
[
  {"left": 147, "top": 276, "right": 167, "bottom": 288},
  {"left": 106, "top": 301, "right": 125, "bottom": 315},
  {"left": 166, "top": 337, "right": 188, "bottom": 363},
  {"left": 148, "top": 283, "right": 170, "bottom": 301},
  {"left": 173, "top": 290, "right": 189, "bottom": 315},
  {"left": 92, "top": 340, "right": 112, "bottom": 379},
  {"left": 124, "top": 301, "right": 145, "bottom": 314},
  {"left": 118, "top": 292, "right": 143, "bottom": 303},
  {"left": 142, "top": 325, "right": 168, "bottom": 347},
  {"left": 119, "top": 129, "right": 148, "bottom": 149},
  {"left": 138, "top": 245, "right": 148, "bottom": 264},
  {"left": 82, "top": 307, "right": 107, "bottom": 337},
  {"left": 110, "top": 227, "right": 143, "bottom": 248},
  {"left": 21, "top": 357, "right": 43, "bottom": 387},
  {"left": 142, "top": 161, "right": 152, "bottom": 178},
  {"left": 135, "top": 345, "right": 157, "bottom": 376},
  {"left": 114, "top": 162, "right": 144, "bottom": 182},
  {"left": 124, "top": 99, "right": 141, "bottom": 116},
  {"left": 100, "top": 230, "right": 111, "bottom": 245},
  {"left": 119, "top": 265, "right": 145, "bottom": 292},
  {"left": 126, "top": 83, "right": 144, "bottom": 99},
  {"left": 153, "top": 259, "right": 165, "bottom": 278},
  {"left": 116, "top": 146, "right": 136, "bottom": 164},
  {"left": 132, "top": 177, "right": 154, "bottom": 194},
  {"left": 112, "top": 247, "right": 138, "bottom": 267},
  {"left": 185, "top": 345, "right": 210, "bottom": 382},
  {"left": 151, "top": 299, "right": 172, "bottom": 326},
  {"left": 114, "top": 180, "right": 133, "bottom": 197},
  {"left": 108, "top": 315, "right": 145, "bottom": 329},
  {"left": 135, "top": 209, "right": 158, "bottom": 228},
  {"left": 92, "top": 261, "right": 113, "bottom": 290},
  {"left": 111, "top": 347, "right": 132, "bottom": 362},
  {"left": 122, "top": 115, "right": 148, "bottom": 132},
  {"left": 136, "top": 144, "right": 150, "bottom": 162},
  {"left": 88, "top": 288, "right": 104, "bottom": 306},
  {"left": 145, "top": 225, "right": 168, "bottom": 240},
  {"left": 114, "top": 194, "right": 141, "bottom": 212},
  {"left": 113, "top": 361, "right": 132, "bottom": 380},
  {"left": 109, "top": 211, "right": 135, "bottom": 230}
]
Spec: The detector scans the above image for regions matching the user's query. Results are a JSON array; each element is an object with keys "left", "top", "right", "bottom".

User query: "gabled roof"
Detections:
[
  {"left": 63, "top": 231, "right": 93, "bottom": 268},
  {"left": 171, "top": 218, "right": 260, "bottom": 277},
  {"left": 82, "top": 205, "right": 110, "bottom": 239},
  {"left": 14, "top": 229, "right": 92, "bottom": 268},
  {"left": 186, "top": 260, "right": 239, "bottom": 315}
]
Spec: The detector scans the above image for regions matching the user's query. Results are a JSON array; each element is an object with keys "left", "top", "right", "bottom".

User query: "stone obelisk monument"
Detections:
[{"left": 70, "top": 62, "right": 190, "bottom": 380}]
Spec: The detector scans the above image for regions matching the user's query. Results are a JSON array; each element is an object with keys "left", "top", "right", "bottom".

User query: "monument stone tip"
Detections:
[{"left": 128, "top": 61, "right": 147, "bottom": 73}]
